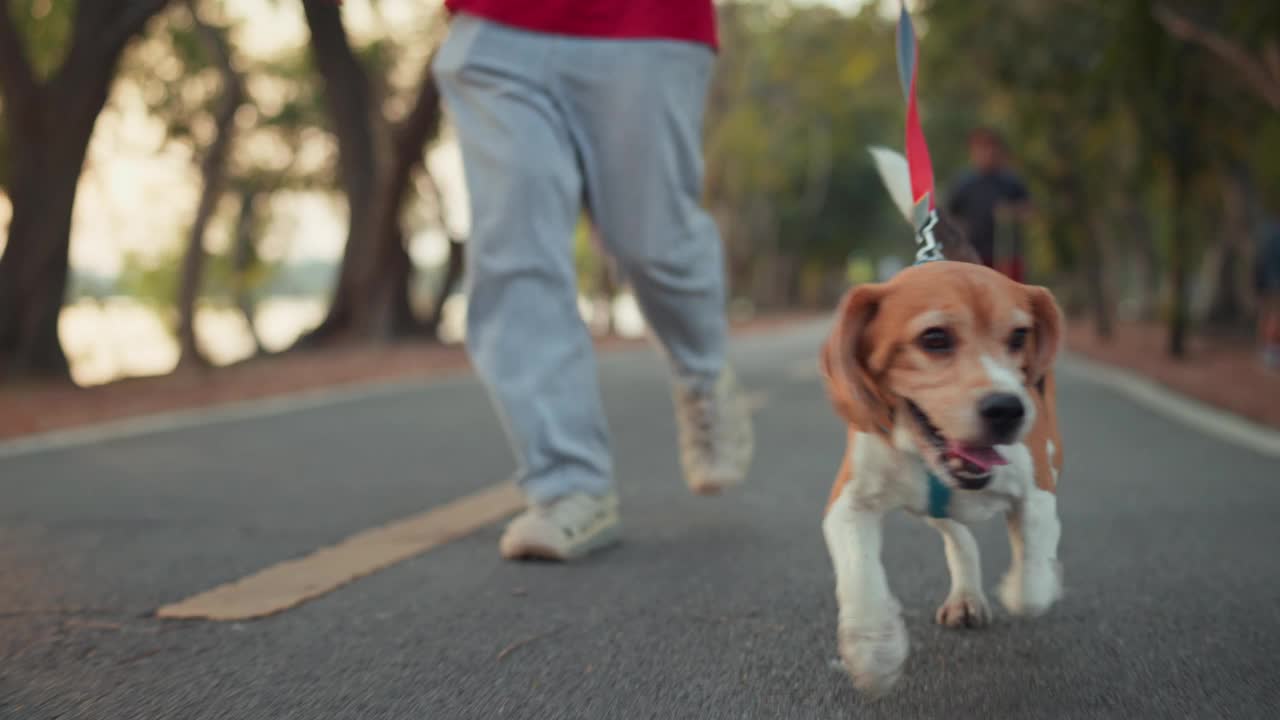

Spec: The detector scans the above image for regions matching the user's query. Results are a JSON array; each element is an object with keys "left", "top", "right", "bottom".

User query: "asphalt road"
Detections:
[{"left": 2, "top": 321, "right": 1279, "bottom": 720}]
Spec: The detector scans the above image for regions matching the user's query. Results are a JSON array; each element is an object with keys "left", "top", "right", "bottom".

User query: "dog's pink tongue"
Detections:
[{"left": 946, "top": 442, "right": 1008, "bottom": 472}]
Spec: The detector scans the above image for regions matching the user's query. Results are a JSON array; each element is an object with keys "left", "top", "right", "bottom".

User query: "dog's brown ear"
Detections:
[
  {"left": 820, "top": 284, "right": 895, "bottom": 437},
  {"left": 1025, "top": 285, "right": 1063, "bottom": 385}
]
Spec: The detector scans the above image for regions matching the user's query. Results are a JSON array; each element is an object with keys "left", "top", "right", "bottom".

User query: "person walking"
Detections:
[
  {"left": 433, "top": 1, "right": 754, "bottom": 561},
  {"left": 946, "top": 127, "right": 1032, "bottom": 281}
]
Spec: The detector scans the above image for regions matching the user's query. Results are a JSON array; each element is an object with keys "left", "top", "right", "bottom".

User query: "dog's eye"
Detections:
[
  {"left": 918, "top": 327, "right": 954, "bottom": 354},
  {"left": 1008, "top": 327, "right": 1030, "bottom": 353}
]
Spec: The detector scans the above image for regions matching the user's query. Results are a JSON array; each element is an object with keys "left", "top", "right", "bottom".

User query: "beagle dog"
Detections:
[{"left": 820, "top": 260, "right": 1064, "bottom": 695}]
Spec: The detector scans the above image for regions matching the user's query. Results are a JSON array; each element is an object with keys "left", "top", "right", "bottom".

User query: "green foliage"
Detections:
[
  {"left": 1, "top": 0, "right": 76, "bottom": 188},
  {"left": 5, "top": 0, "right": 1275, "bottom": 365},
  {"left": 117, "top": 227, "right": 280, "bottom": 318},
  {"left": 572, "top": 217, "right": 605, "bottom": 297},
  {"left": 117, "top": 247, "right": 181, "bottom": 314},
  {"left": 708, "top": 2, "right": 911, "bottom": 301},
  {"left": 706, "top": 0, "right": 1278, "bottom": 327},
  {"left": 6, "top": 0, "right": 73, "bottom": 80},
  {"left": 123, "top": 3, "right": 331, "bottom": 193},
  {"left": 919, "top": 0, "right": 1278, "bottom": 294}
]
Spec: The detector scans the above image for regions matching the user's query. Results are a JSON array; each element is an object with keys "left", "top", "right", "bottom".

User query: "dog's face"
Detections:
[{"left": 821, "top": 261, "right": 1062, "bottom": 490}]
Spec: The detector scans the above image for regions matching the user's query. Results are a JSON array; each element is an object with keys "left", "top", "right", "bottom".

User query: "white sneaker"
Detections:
[
  {"left": 499, "top": 491, "right": 621, "bottom": 561},
  {"left": 673, "top": 366, "right": 755, "bottom": 495}
]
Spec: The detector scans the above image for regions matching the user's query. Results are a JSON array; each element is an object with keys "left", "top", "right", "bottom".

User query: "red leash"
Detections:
[{"left": 894, "top": 4, "right": 944, "bottom": 265}]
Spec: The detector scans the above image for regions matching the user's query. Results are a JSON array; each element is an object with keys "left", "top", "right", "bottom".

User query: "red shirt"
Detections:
[{"left": 445, "top": 0, "right": 718, "bottom": 49}]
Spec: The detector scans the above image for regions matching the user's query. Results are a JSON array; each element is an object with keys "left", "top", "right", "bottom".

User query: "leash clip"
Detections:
[{"left": 914, "top": 208, "right": 944, "bottom": 265}]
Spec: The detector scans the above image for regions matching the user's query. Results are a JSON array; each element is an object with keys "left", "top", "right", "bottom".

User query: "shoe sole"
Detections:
[
  {"left": 502, "top": 522, "right": 622, "bottom": 562},
  {"left": 685, "top": 448, "right": 753, "bottom": 497}
]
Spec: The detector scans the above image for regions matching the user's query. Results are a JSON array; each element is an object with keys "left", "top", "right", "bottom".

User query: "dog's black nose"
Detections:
[{"left": 979, "top": 393, "right": 1025, "bottom": 441}]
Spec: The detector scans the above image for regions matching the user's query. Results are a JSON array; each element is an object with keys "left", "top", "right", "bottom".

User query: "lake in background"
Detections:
[{"left": 60, "top": 293, "right": 648, "bottom": 387}]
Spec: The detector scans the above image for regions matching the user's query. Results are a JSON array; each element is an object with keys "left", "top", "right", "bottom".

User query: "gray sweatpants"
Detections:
[{"left": 433, "top": 15, "right": 728, "bottom": 504}]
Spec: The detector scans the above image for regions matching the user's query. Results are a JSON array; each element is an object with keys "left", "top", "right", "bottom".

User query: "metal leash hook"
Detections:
[
  {"left": 915, "top": 208, "right": 944, "bottom": 264},
  {"left": 867, "top": 3, "right": 949, "bottom": 267},
  {"left": 899, "top": 2, "right": 944, "bottom": 266}
]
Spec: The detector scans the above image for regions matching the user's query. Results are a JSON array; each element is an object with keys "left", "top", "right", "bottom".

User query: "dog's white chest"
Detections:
[
  {"left": 902, "top": 448, "right": 1031, "bottom": 524},
  {"left": 934, "top": 488, "right": 1013, "bottom": 523}
]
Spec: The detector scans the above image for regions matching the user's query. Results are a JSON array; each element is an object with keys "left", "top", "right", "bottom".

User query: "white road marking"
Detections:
[{"left": 1058, "top": 353, "right": 1280, "bottom": 458}]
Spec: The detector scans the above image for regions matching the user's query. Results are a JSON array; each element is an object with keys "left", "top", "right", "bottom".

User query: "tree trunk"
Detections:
[
  {"left": 300, "top": 0, "right": 384, "bottom": 345},
  {"left": 596, "top": 256, "right": 617, "bottom": 336},
  {"left": 1084, "top": 248, "right": 1112, "bottom": 341},
  {"left": 1204, "top": 167, "right": 1254, "bottom": 330},
  {"left": 423, "top": 237, "right": 465, "bottom": 339},
  {"left": 1153, "top": 6, "right": 1280, "bottom": 112},
  {"left": 300, "top": 2, "right": 444, "bottom": 346},
  {"left": 0, "top": 78, "right": 110, "bottom": 382},
  {"left": 1128, "top": 203, "right": 1161, "bottom": 322},
  {"left": 416, "top": 166, "right": 465, "bottom": 341},
  {"left": 231, "top": 189, "right": 266, "bottom": 356},
  {"left": 0, "top": 0, "right": 172, "bottom": 383},
  {"left": 1203, "top": 240, "right": 1244, "bottom": 328},
  {"left": 1164, "top": 46, "right": 1198, "bottom": 361},
  {"left": 718, "top": 209, "right": 755, "bottom": 300},
  {"left": 1084, "top": 215, "right": 1113, "bottom": 341},
  {"left": 0, "top": 132, "right": 83, "bottom": 381},
  {"left": 379, "top": 227, "right": 420, "bottom": 338},
  {"left": 175, "top": 2, "right": 245, "bottom": 368},
  {"left": 1167, "top": 162, "right": 1193, "bottom": 359}
]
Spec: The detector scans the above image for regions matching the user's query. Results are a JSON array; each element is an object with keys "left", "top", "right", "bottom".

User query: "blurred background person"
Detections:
[{"left": 946, "top": 127, "right": 1032, "bottom": 282}]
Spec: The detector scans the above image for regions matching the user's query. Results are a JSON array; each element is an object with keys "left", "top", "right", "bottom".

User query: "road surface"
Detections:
[{"left": 3, "top": 321, "right": 1279, "bottom": 719}]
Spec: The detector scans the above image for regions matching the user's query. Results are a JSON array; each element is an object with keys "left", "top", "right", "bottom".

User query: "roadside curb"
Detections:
[
  {"left": 0, "top": 374, "right": 448, "bottom": 461},
  {"left": 1059, "top": 352, "right": 1280, "bottom": 459},
  {"left": 6, "top": 328, "right": 1275, "bottom": 462},
  {"left": 0, "top": 315, "right": 821, "bottom": 460}
]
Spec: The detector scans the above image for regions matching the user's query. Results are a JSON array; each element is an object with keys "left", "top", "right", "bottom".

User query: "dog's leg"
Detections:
[
  {"left": 999, "top": 487, "right": 1063, "bottom": 616},
  {"left": 823, "top": 500, "right": 909, "bottom": 695},
  {"left": 926, "top": 518, "right": 991, "bottom": 628}
]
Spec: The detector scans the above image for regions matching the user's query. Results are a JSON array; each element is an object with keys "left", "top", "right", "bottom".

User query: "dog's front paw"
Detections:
[
  {"left": 935, "top": 591, "right": 991, "bottom": 629},
  {"left": 837, "top": 618, "right": 909, "bottom": 696},
  {"left": 1000, "top": 560, "right": 1062, "bottom": 616}
]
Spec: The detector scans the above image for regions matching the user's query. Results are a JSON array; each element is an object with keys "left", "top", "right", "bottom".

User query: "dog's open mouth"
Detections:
[{"left": 906, "top": 400, "right": 1007, "bottom": 489}]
